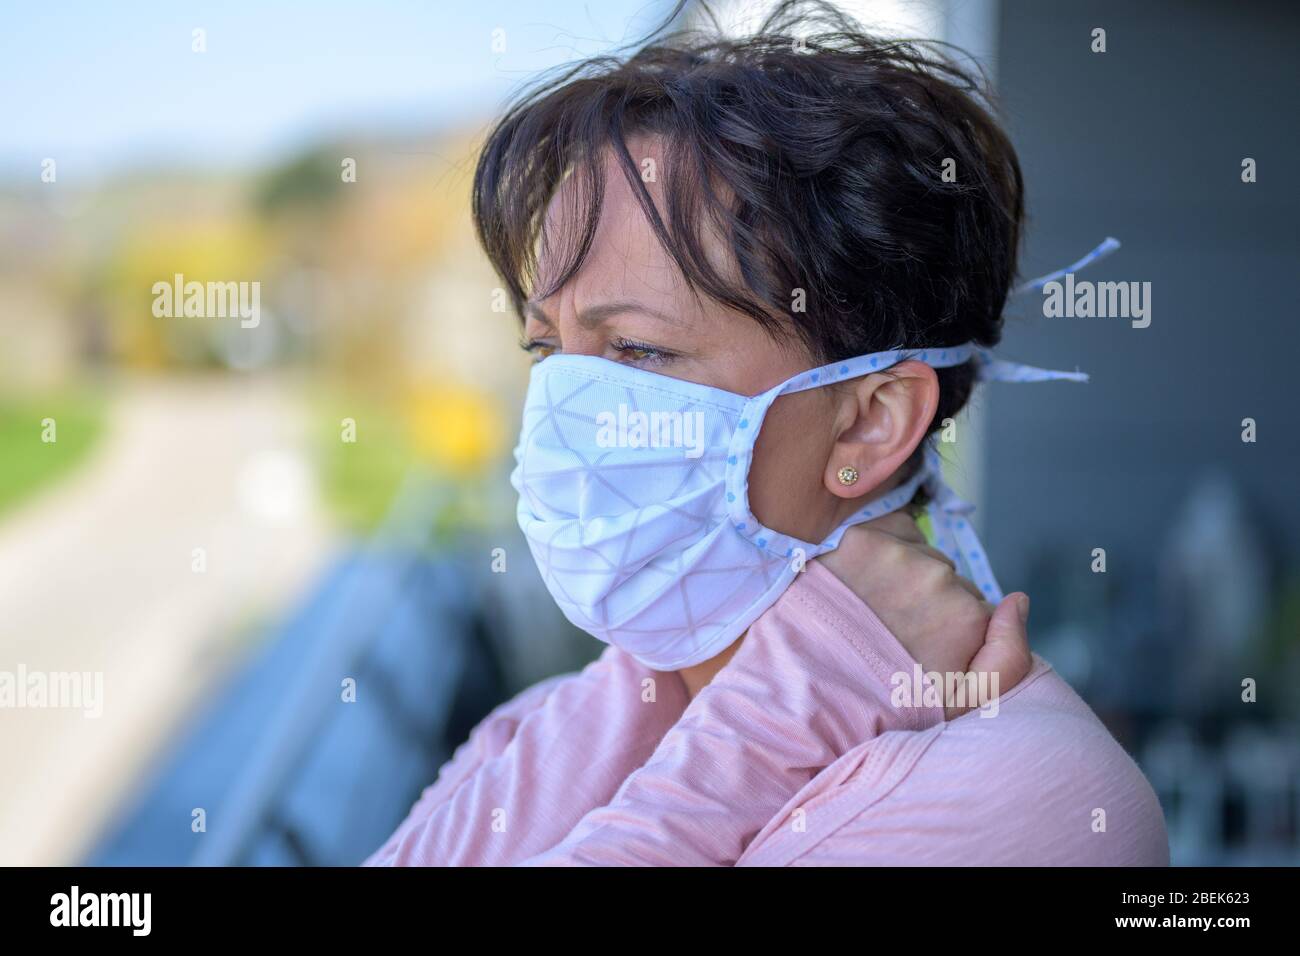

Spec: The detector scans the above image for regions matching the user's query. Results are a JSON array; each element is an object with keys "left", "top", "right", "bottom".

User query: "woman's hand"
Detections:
[{"left": 815, "top": 512, "right": 1033, "bottom": 719}]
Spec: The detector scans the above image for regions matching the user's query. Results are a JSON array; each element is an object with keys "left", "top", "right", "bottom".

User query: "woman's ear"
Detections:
[{"left": 823, "top": 359, "right": 939, "bottom": 499}]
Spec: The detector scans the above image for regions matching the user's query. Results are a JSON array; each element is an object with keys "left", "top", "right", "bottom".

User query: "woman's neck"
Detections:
[{"left": 677, "top": 634, "right": 744, "bottom": 699}]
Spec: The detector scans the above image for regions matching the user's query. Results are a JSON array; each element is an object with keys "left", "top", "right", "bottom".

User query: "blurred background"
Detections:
[{"left": 0, "top": 0, "right": 1295, "bottom": 866}]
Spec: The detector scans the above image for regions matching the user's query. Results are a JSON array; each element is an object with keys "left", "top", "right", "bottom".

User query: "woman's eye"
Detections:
[
  {"left": 520, "top": 339, "right": 557, "bottom": 362},
  {"left": 519, "top": 337, "right": 674, "bottom": 366},
  {"left": 611, "top": 337, "right": 674, "bottom": 366}
]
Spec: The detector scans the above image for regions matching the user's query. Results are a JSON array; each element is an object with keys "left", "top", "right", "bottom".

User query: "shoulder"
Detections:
[{"left": 790, "top": 660, "right": 1170, "bottom": 866}]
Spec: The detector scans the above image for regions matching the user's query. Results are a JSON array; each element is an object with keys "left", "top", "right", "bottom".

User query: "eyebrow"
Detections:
[{"left": 524, "top": 300, "right": 679, "bottom": 329}]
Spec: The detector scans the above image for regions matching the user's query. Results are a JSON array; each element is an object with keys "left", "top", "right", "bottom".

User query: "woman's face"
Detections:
[{"left": 523, "top": 139, "right": 936, "bottom": 544}]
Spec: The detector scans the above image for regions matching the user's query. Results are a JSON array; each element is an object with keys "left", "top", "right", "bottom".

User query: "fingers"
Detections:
[
  {"left": 945, "top": 592, "right": 1032, "bottom": 720},
  {"left": 859, "top": 514, "right": 979, "bottom": 596},
  {"left": 915, "top": 544, "right": 956, "bottom": 570},
  {"left": 908, "top": 543, "right": 986, "bottom": 602},
  {"left": 949, "top": 569, "right": 986, "bottom": 602},
  {"left": 968, "top": 592, "right": 1032, "bottom": 681}
]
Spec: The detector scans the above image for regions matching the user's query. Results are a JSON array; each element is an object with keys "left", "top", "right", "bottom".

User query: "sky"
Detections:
[{"left": 0, "top": 0, "right": 678, "bottom": 178}]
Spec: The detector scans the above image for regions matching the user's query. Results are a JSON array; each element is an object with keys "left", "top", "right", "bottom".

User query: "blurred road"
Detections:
[{"left": 0, "top": 376, "right": 336, "bottom": 865}]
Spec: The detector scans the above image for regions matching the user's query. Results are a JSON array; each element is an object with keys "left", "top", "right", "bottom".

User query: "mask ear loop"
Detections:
[
  {"left": 725, "top": 345, "right": 980, "bottom": 557},
  {"left": 736, "top": 237, "right": 1119, "bottom": 573}
]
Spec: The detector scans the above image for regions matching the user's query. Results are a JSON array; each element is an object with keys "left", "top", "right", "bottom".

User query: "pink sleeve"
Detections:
[
  {"left": 362, "top": 644, "right": 688, "bottom": 866},
  {"left": 521, "top": 561, "right": 944, "bottom": 866},
  {"left": 746, "top": 669, "right": 1171, "bottom": 867}
]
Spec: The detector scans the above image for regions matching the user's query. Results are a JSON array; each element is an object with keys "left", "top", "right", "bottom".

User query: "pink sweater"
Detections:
[{"left": 363, "top": 561, "right": 1169, "bottom": 866}]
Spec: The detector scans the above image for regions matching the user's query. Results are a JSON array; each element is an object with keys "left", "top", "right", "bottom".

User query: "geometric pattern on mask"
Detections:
[{"left": 510, "top": 356, "right": 793, "bottom": 669}]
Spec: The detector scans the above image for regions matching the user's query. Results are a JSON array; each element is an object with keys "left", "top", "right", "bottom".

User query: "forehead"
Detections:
[{"left": 537, "top": 137, "right": 685, "bottom": 298}]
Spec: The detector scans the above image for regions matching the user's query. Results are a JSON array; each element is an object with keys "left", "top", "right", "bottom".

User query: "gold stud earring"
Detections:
[{"left": 836, "top": 465, "right": 859, "bottom": 486}]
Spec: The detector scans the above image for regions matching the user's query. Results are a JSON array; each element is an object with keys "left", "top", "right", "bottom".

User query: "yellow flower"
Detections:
[{"left": 405, "top": 383, "right": 505, "bottom": 477}]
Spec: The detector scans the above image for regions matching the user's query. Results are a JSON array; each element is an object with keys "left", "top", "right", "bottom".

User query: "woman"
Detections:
[{"left": 365, "top": 2, "right": 1168, "bottom": 866}]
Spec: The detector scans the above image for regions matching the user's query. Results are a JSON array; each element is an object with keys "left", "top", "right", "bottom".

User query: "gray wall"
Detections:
[{"left": 986, "top": 0, "right": 1299, "bottom": 593}]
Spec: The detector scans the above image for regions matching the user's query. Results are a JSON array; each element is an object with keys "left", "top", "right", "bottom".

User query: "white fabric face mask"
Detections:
[{"left": 511, "top": 241, "right": 1116, "bottom": 670}]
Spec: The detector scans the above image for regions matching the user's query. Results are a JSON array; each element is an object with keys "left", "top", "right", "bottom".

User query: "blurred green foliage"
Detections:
[
  {"left": 313, "top": 390, "right": 414, "bottom": 533},
  {"left": 0, "top": 392, "right": 104, "bottom": 517},
  {"left": 253, "top": 148, "right": 347, "bottom": 217}
]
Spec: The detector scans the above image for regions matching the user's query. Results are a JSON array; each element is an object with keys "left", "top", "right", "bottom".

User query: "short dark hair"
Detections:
[{"left": 472, "top": 0, "right": 1023, "bottom": 434}]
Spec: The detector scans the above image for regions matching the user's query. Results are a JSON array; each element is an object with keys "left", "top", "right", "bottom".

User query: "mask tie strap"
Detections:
[
  {"left": 1012, "top": 236, "right": 1121, "bottom": 295},
  {"left": 764, "top": 228, "right": 1120, "bottom": 579},
  {"left": 970, "top": 347, "right": 1090, "bottom": 385},
  {"left": 921, "top": 444, "right": 1002, "bottom": 598},
  {"left": 919, "top": 236, "right": 1120, "bottom": 590},
  {"left": 920, "top": 346, "right": 1095, "bottom": 601}
]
